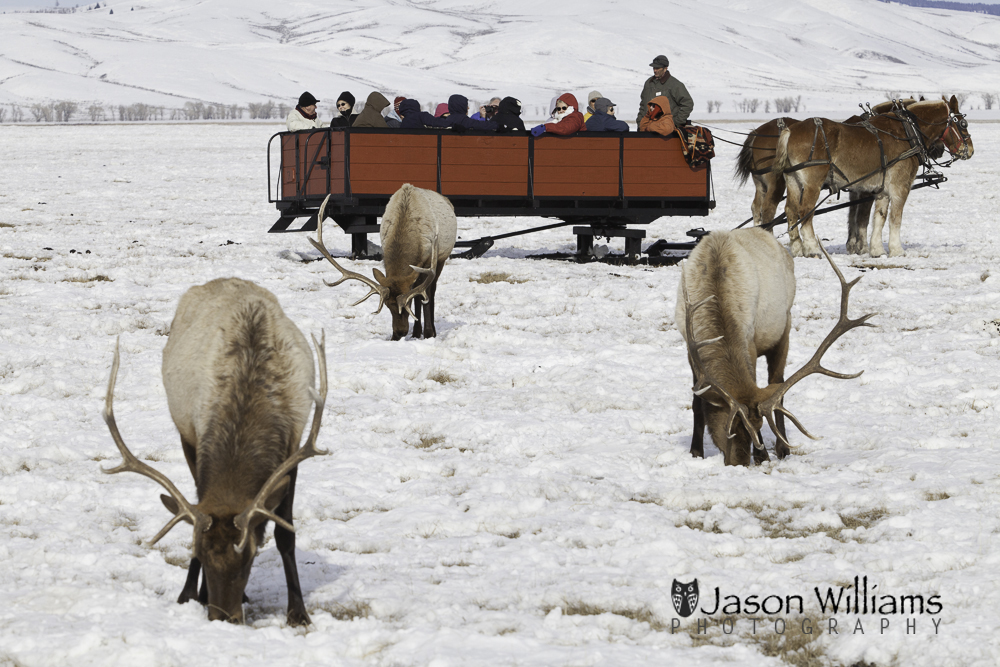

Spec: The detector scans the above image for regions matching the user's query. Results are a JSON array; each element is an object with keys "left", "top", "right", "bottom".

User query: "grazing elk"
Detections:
[
  {"left": 309, "top": 184, "right": 457, "bottom": 340},
  {"left": 676, "top": 229, "right": 874, "bottom": 466},
  {"left": 103, "top": 278, "right": 327, "bottom": 625},
  {"left": 774, "top": 96, "right": 973, "bottom": 258}
]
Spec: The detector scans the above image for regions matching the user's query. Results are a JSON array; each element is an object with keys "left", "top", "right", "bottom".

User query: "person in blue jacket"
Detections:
[
  {"left": 442, "top": 94, "right": 497, "bottom": 131},
  {"left": 398, "top": 99, "right": 447, "bottom": 129},
  {"left": 585, "top": 98, "right": 629, "bottom": 132}
]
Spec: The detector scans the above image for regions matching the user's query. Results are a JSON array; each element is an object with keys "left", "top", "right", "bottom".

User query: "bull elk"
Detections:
[
  {"left": 102, "top": 278, "right": 327, "bottom": 625},
  {"left": 675, "top": 228, "right": 874, "bottom": 466},
  {"left": 309, "top": 183, "right": 458, "bottom": 340}
]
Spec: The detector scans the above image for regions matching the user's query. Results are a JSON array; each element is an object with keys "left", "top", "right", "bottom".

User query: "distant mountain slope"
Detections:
[
  {"left": 880, "top": 0, "right": 1000, "bottom": 16},
  {"left": 1, "top": 0, "right": 998, "bottom": 116}
]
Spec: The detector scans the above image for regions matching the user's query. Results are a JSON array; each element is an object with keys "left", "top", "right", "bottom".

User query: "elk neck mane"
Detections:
[
  {"left": 195, "top": 300, "right": 302, "bottom": 504},
  {"left": 685, "top": 234, "right": 760, "bottom": 395}
]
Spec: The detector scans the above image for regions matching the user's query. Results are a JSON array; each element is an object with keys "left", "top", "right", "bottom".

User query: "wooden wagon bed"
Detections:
[{"left": 267, "top": 127, "right": 714, "bottom": 258}]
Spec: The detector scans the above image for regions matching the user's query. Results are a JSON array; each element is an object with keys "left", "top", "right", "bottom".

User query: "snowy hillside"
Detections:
[
  {"left": 0, "top": 119, "right": 998, "bottom": 666},
  {"left": 1, "top": 0, "right": 999, "bottom": 116}
]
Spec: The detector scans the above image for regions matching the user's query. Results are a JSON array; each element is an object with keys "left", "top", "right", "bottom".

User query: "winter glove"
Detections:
[{"left": 531, "top": 124, "right": 546, "bottom": 137}]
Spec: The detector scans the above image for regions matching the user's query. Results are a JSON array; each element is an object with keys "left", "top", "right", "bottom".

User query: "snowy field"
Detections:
[{"left": 0, "top": 121, "right": 999, "bottom": 667}]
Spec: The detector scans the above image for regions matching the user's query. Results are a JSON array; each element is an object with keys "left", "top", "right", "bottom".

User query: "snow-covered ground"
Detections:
[
  {"left": 1, "top": 0, "right": 999, "bottom": 116},
  {"left": 1, "top": 121, "right": 999, "bottom": 666}
]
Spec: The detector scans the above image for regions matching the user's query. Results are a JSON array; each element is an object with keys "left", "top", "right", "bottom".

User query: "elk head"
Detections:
[
  {"left": 682, "top": 244, "right": 875, "bottom": 464},
  {"left": 102, "top": 336, "right": 328, "bottom": 623},
  {"left": 308, "top": 195, "right": 437, "bottom": 340}
]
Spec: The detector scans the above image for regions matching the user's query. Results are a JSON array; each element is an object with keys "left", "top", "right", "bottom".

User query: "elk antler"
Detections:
[
  {"left": 681, "top": 272, "right": 765, "bottom": 451},
  {"left": 308, "top": 195, "right": 390, "bottom": 313},
  {"left": 233, "top": 331, "right": 329, "bottom": 554},
  {"left": 102, "top": 339, "right": 210, "bottom": 544},
  {"left": 758, "top": 243, "right": 876, "bottom": 448},
  {"left": 397, "top": 243, "right": 439, "bottom": 319}
]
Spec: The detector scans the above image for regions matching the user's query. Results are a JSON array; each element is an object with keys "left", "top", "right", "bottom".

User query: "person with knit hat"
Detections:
[
  {"left": 286, "top": 91, "right": 328, "bottom": 131},
  {"left": 330, "top": 91, "right": 359, "bottom": 128},
  {"left": 583, "top": 90, "right": 603, "bottom": 122},
  {"left": 636, "top": 55, "right": 693, "bottom": 127}
]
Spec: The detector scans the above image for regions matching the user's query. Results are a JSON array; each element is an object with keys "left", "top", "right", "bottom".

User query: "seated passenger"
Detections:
[
  {"left": 434, "top": 103, "right": 450, "bottom": 118},
  {"left": 585, "top": 98, "right": 629, "bottom": 132},
  {"left": 352, "top": 92, "right": 390, "bottom": 128},
  {"left": 442, "top": 94, "right": 497, "bottom": 131},
  {"left": 493, "top": 97, "right": 526, "bottom": 132},
  {"left": 330, "top": 92, "right": 359, "bottom": 128},
  {"left": 385, "top": 96, "right": 405, "bottom": 128},
  {"left": 472, "top": 97, "right": 501, "bottom": 121},
  {"left": 583, "top": 90, "right": 603, "bottom": 122},
  {"left": 286, "top": 92, "right": 327, "bottom": 131},
  {"left": 398, "top": 99, "right": 445, "bottom": 129},
  {"left": 531, "top": 93, "right": 586, "bottom": 137},
  {"left": 638, "top": 95, "right": 676, "bottom": 136}
]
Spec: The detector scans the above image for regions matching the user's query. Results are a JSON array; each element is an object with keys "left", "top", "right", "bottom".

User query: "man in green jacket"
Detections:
[{"left": 637, "top": 55, "right": 693, "bottom": 127}]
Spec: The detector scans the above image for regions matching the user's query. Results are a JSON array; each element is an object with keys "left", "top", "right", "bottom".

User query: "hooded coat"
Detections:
[
  {"left": 286, "top": 108, "right": 327, "bottom": 132},
  {"left": 399, "top": 99, "right": 447, "bottom": 129},
  {"left": 637, "top": 73, "right": 693, "bottom": 126},
  {"left": 493, "top": 97, "right": 526, "bottom": 132},
  {"left": 352, "top": 92, "right": 390, "bottom": 128},
  {"left": 442, "top": 94, "right": 497, "bottom": 131},
  {"left": 639, "top": 95, "right": 676, "bottom": 136},
  {"left": 585, "top": 98, "right": 629, "bottom": 132},
  {"left": 543, "top": 93, "right": 587, "bottom": 136}
]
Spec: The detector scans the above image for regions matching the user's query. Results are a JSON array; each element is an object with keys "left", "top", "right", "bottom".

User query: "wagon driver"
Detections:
[{"left": 637, "top": 55, "right": 693, "bottom": 128}]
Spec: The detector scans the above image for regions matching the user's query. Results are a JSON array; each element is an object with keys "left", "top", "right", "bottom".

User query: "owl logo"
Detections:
[{"left": 672, "top": 579, "right": 699, "bottom": 617}]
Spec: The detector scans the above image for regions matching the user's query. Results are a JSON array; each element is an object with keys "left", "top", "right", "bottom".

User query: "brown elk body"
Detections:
[
  {"left": 676, "top": 229, "right": 873, "bottom": 466},
  {"left": 310, "top": 184, "right": 458, "bottom": 340},
  {"left": 103, "top": 278, "right": 327, "bottom": 625},
  {"left": 774, "top": 96, "right": 973, "bottom": 258}
]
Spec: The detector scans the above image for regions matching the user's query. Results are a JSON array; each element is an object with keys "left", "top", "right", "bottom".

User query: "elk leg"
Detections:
[
  {"left": 690, "top": 370, "right": 705, "bottom": 458},
  {"left": 422, "top": 278, "right": 439, "bottom": 339},
  {"left": 177, "top": 557, "right": 203, "bottom": 604},
  {"left": 765, "top": 327, "right": 791, "bottom": 460},
  {"left": 274, "top": 467, "right": 311, "bottom": 626},
  {"left": 409, "top": 297, "right": 424, "bottom": 339}
]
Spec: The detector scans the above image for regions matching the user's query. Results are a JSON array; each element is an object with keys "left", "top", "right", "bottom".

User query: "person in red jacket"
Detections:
[{"left": 531, "top": 93, "right": 587, "bottom": 137}]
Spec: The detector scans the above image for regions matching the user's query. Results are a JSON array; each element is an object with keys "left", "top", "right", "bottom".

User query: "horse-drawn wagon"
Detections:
[{"left": 267, "top": 127, "right": 714, "bottom": 260}]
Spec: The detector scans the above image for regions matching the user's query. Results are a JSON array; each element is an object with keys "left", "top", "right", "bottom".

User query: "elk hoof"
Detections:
[{"left": 286, "top": 607, "right": 311, "bottom": 627}]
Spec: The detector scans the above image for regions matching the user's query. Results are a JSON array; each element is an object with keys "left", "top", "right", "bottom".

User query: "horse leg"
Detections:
[
  {"left": 846, "top": 193, "right": 873, "bottom": 255},
  {"left": 760, "top": 173, "right": 786, "bottom": 228},
  {"left": 886, "top": 183, "right": 912, "bottom": 257},
  {"left": 868, "top": 196, "right": 890, "bottom": 257},
  {"left": 797, "top": 182, "right": 824, "bottom": 258},
  {"left": 784, "top": 178, "right": 806, "bottom": 257}
]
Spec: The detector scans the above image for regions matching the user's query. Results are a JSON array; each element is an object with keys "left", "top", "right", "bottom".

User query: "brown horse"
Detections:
[
  {"left": 774, "top": 96, "right": 973, "bottom": 257},
  {"left": 734, "top": 101, "right": 913, "bottom": 233},
  {"left": 734, "top": 116, "right": 799, "bottom": 226}
]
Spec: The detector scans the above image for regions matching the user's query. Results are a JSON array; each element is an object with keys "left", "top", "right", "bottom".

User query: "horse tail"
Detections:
[
  {"left": 734, "top": 133, "right": 755, "bottom": 186},
  {"left": 772, "top": 127, "right": 792, "bottom": 176}
]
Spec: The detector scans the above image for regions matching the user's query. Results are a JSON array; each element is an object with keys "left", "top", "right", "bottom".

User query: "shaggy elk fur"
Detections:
[
  {"left": 773, "top": 96, "right": 973, "bottom": 258},
  {"left": 310, "top": 184, "right": 458, "bottom": 340},
  {"left": 103, "top": 278, "right": 327, "bottom": 625},
  {"left": 676, "top": 229, "right": 874, "bottom": 466}
]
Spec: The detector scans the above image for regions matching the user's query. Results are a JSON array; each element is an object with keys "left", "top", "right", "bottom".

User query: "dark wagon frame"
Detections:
[{"left": 267, "top": 126, "right": 715, "bottom": 259}]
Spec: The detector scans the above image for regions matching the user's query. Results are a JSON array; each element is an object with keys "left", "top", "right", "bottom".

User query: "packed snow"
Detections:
[
  {"left": 0, "top": 119, "right": 998, "bottom": 666},
  {"left": 1, "top": 0, "right": 999, "bottom": 116}
]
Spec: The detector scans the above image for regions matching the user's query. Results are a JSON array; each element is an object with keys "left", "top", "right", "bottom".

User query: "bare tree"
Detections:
[
  {"left": 982, "top": 93, "right": 996, "bottom": 110},
  {"left": 955, "top": 93, "right": 969, "bottom": 107},
  {"left": 0, "top": 107, "right": 7, "bottom": 123},
  {"left": 11, "top": 105, "right": 24, "bottom": 123},
  {"left": 88, "top": 103, "right": 105, "bottom": 121},
  {"left": 54, "top": 101, "right": 78, "bottom": 122},
  {"left": 30, "top": 103, "right": 54, "bottom": 122}
]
